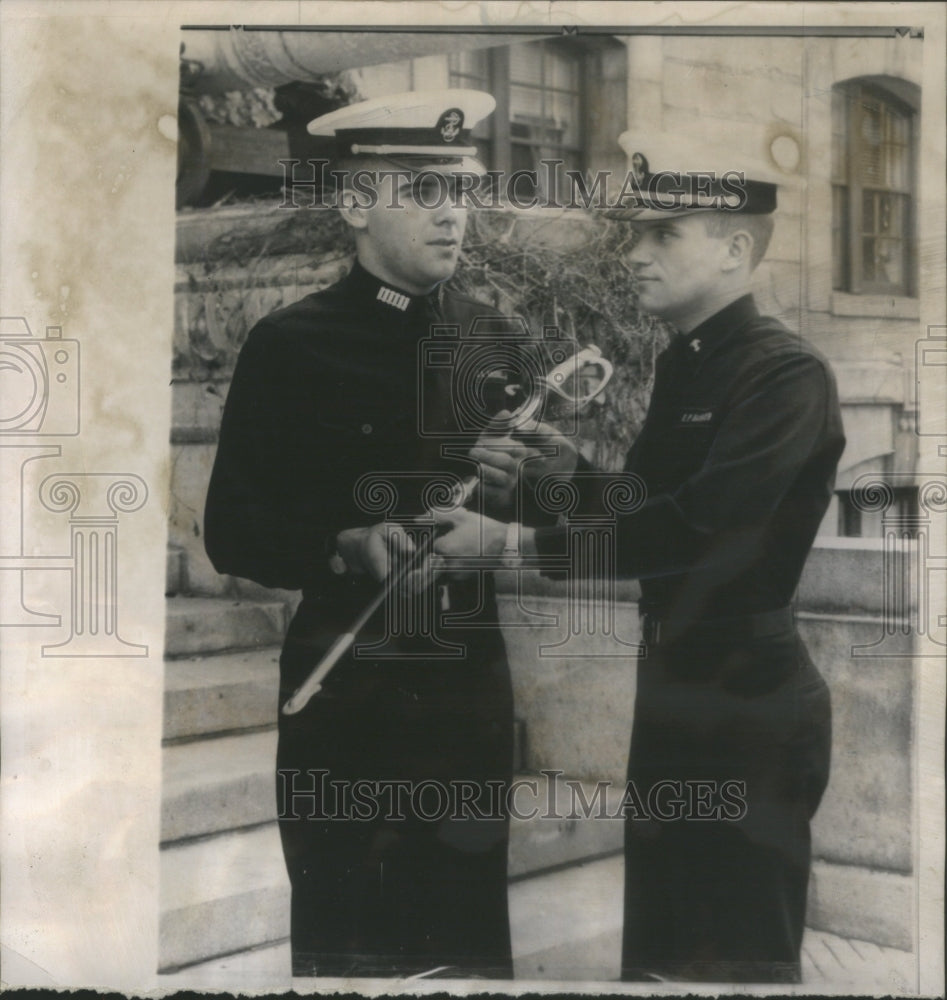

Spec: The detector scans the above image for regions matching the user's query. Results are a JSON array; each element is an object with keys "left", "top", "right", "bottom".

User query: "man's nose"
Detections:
[
  {"left": 432, "top": 192, "right": 462, "bottom": 224},
  {"left": 627, "top": 239, "right": 650, "bottom": 267}
]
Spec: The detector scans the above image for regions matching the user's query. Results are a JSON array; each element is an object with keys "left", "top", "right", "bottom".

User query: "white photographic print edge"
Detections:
[{"left": 0, "top": 2, "right": 943, "bottom": 997}]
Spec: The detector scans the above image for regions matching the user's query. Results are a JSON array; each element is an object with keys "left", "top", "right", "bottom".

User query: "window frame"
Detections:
[
  {"left": 832, "top": 78, "right": 919, "bottom": 299},
  {"left": 448, "top": 38, "right": 589, "bottom": 186}
]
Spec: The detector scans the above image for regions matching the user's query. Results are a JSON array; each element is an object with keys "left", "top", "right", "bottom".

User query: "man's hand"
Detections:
[
  {"left": 469, "top": 410, "right": 580, "bottom": 515},
  {"left": 335, "top": 522, "right": 416, "bottom": 582},
  {"left": 513, "top": 415, "right": 580, "bottom": 483},
  {"left": 430, "top": 508, "right": 507, "bottom": 562},
  {"left": 430, "top": 509, "right": 538, "bottom": 570}
]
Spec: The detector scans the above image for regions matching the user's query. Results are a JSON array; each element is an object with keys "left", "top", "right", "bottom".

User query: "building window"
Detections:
[
  {"left": 507, "top": 41, "right": 583, "bottom": 180},
  {"left": 837, "top": 486, "right": 919, "bottom": 538},
  {"left": 449, "top": 38, "right": 586, "bottom": 199},
  {"left": 447, "top": 48, "right": 494, "bottom": 169},
  {"left": 832, "top": 79, "right": 918, "bottom": 297}
]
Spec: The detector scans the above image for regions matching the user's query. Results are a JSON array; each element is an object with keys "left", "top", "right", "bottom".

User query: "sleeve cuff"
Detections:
[{"left": 534, "top": 523, "right": 569, "bottom": 580}]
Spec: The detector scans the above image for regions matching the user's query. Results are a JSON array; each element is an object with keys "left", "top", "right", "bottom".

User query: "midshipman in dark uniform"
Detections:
[
  {"left": 433, "top": 135, "right": 846, "bottom": 983},
  {"left": 204, "top": 90, "right": 519, "bottom": 979}
]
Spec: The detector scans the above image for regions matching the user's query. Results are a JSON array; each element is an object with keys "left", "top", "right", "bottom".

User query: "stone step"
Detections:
[
  {"left": 157, "top": 766, "right": 620, "bottom": 968},
  {"left": 162, "top": 729, "right": 278, "bottom": 844},
  {"left": 156, "top": 788, "right": 615, "bottom": 975},
  {"left": 165, "top": 595, "right": 289, "bottom": 658},
  {"left": 166, "top": 648, "right": 522, "bottom": 754},
  {"left": 807, "top": 859, "right": 913, "bottom": 952},
  {"left": 510, "top": 854, "right": 623, "bottom": 981},
  {"left": 166, "top": 546, "right": 186, "bottom": 596},
  {"left": 511, "top": 855, "right": 916, "bottom": 987},
  {"left": 164, "top": 647, "right": 281, "bottom": 742},
  {"left": 508, "top": 772, "right": 624, "bottom": 878},
  {"left": 161, "top": 708, "right": 616, "bottom": 862},
  {"left": 158, "top": 940, "right": 291, "bottom": 991},
  {"left": 157, "top": 844, "right": 915, "bottom": 988},
  {"left": 159, "top": 824, "right": 290, "bottom": 973}
]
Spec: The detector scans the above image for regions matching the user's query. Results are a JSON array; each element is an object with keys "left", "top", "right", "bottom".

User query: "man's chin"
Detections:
[
  {"left": 636, "top": 289, "right": 662, "bottom": 311},
  {"left": 419, "top": 264, "right": 458, "bottom": 287}
]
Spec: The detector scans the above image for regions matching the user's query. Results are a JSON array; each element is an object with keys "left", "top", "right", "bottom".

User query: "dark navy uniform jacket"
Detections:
[
  {"left": 536, "top": 293, "right": 846, "bottom": 625},
  {"left": 204, "top": 261, "right": 516, "bottom": 977}
]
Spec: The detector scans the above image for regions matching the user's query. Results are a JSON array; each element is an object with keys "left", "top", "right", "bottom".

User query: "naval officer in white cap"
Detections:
[
  {"left": 432, "top": 132, "right": 845, "bottom": 983},
  {"left": 205, "top": 90, "right": 519, "bottom": 979}
]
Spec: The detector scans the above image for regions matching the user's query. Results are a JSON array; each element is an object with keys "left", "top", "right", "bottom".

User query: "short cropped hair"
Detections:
[{"left": 701, "top": 211, "right": 775, "bottom": 270}]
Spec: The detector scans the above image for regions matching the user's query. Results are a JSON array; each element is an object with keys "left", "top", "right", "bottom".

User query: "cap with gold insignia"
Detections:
[
  {"left": 611, "top": 132, "right": 785, "bottom": 220},
  {"left": 307, "top": 89, "right": 495, "bottom": 175}
]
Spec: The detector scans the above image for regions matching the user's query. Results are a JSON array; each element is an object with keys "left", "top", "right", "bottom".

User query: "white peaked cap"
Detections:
[
  {"left": 308, "top": 89, "right": 496, "bottom": 175},
  {"left": 613, "top": 130, "right": 788, "bottom": 218}
]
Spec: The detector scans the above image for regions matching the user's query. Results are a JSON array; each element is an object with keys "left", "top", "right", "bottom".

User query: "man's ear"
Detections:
[
  {"left": 721, "top": 230, "right": 753, "bottom": 273},
  {"left": 338, "top": 191, "right": 369, "bottom": 232}
]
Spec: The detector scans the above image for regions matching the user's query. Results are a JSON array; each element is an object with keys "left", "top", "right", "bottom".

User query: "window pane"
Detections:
[
  {"left": 878, "top": 192, "right": 904, "bottom": 235},
  {"left": 885, "top": 119, "right": 910, "bottom": 190},
  {"left": 862, "top": 189, "right": 875, "bottom": 233},
  {"left": 549, "top": 90, "right": 580, "bottom": 147},
  {"left": 862, "top": 238, "right": 876, "bottom": 282},
  {"left": 509, "top": 44, "right": 543, "bottom": 85},
  {"left": 509, "top": 143, "right": 544, "bottom": 199},
  {"left": 858, "top": 98, "right": 884, "bottom": 186},
  {"left": 511, "top": 84, "right": 544, "bottom": 123},
  {"left": 876, "top": 238, "right": 904, "bottom": 286},
  {"left": 886, "top": 147, "right": 907, "bottom": 190},
  {"left": 832, "top": 185, "right": 848, "bottom": 290},
  {"left": 831, "top": 89, "right": 848, "bottom": 180},
  {"left": 448, "top": 49, "right": 488, "bottom": 84},
  {"left": 891, "top": 112, "right": 909, "bottom": 145},
  {"left": 839, "top": 492, "right": 863, "bottom": 537},
  {"left": 547, "top": 48, "right": 578, "bottom": 91}
]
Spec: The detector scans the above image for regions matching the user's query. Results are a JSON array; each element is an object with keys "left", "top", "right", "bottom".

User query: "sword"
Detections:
[
  {"left": 281, "top": 345, "right": 613, "bottom": 716},
  {"left": 280, "top": 473, "right": 479, "bottom": 716}
]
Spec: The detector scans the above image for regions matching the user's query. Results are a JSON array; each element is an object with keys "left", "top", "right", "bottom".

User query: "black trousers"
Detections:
[
  {"left": 276, "top": 598, "right": 514, "bottom": 979},
  {"left": 621, "top": 624, "right": 832, "bottom": 983}
]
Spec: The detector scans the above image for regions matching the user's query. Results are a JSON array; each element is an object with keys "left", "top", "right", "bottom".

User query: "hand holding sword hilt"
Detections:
[
  {"left": 281, "top": 477, "right": 477, "bottom": 717},
  {"left": 282, "top": 345, "right": 613, "bottom": 716}
]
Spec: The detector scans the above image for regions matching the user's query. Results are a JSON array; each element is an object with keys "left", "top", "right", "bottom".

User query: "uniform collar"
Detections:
[
  {"left": 343, "top": 260, "right": 443, "bottom": 322},
  {"left": 674, "top": 294, "right": 759, "bottom": 365}
]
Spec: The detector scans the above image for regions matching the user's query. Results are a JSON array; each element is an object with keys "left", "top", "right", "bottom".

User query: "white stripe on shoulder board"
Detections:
[{"left": 377, "top": 286, "right": 410, "bottom": 311}]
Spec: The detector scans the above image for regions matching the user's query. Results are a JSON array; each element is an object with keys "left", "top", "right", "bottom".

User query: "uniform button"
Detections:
[{"left": 362, "top": 423, "right": 372, "bottom": 434}]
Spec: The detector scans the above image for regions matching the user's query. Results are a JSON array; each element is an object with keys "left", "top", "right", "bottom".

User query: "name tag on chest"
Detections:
[{"left": 678, "top": 409, "right": 714, "bottom": 426}]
